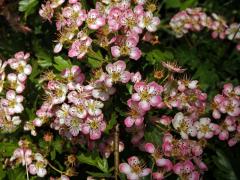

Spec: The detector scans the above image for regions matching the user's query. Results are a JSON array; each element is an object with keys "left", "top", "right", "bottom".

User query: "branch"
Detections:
[{"left": 114, "top": 123, "right": 120, "bottom": 180}]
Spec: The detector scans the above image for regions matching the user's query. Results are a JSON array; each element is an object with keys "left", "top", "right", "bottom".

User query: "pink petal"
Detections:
[
  {"left": 145, "top": 143, "right": 155, "bottom": 153},
  {"left": 124, "top": 117, "right": 135, "bottom": 127},
  {"left": 111, "top": 46, "right": 121, "bottom": 57},
  {"left": 139, "top": 101, "right": 150, "bottom": 111},
  {"left": 130, "top": 47, "right": 142, "bottom": 60},
  {"left": 119, "top": 163, "right": 131, "bottom": 174}
]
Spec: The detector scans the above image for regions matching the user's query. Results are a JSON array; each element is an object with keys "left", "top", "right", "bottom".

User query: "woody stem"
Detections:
[{"left": 114, "top": 123, "right": 120, "bottom": 180}]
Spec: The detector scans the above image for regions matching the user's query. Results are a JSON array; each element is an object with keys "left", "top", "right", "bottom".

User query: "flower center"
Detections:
[
  {"left": 120, "top": 45, "right": 130, "bottom": 55},
  {"left": 36, "top": 161, "right": 45, "bottom": 169},
  {"left": 111, "top": 72, "right": 120, "bottom": 82},
  {"left": 132, "top": 165, "right": 141, "bottom": 174},
  {"left": 143, "top": 16, "right": 151, "bottom": 26},
  {"left": 9, "top": 100, "right": 16, "bottom": 108},
  {"left": 90, "top": 120, "right": 99, "bottom": 129},
  {"left": 178, "top": 121, "right": 189, "bottom": 132},
  {"left": 87, "top": 17, "right": 96, "bottom": 25},
  {"left": 71, "top": 118, "right": 80, "bottom": 127},
  {"left": 140, "top": 90, "right": 151, "bottom": 101},
  {"left": 126, "top": 17, "right": 136, "bottom": 28},
  {"left": 78, "top": 45, "right": 88, "bottom": 53},
  {"left": 200, "top": 124, "right": 210, "bottom": 133}
]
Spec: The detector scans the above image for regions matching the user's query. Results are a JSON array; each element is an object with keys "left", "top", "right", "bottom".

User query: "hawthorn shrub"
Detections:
[{"left": 0, "top": 0, "right": 240, "bottom": 180}]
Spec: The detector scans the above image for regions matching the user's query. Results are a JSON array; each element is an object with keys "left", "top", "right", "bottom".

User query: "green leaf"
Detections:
[
  {"left": 86, "top": 171, "right": 112, "bottom": 178},
  {"left": 165, "top": 0, "right": 197, "bottom": 9},
  {"left": 145, "top": 49, "right": 174, "bottom": 65},
  {"left": 105, "top": 112, "right": 118, "bottom": 134},
  {"left": 0, "top": 163, "right": 6, "bottom": 179},
  {"left": 50, "top": 150, "right": 56, "bottom": 160},
  {"left": 87, "top": 57, "right": 103, "bottom": 68},
  {"left": 53, "top": 137, "right": 63, "bottom": 153},
  {"left": 19, "top": 0, "right": 39, "bottom": 18},
  {"left": 7, "top": 167, "right": 26, "bottom": 180},
  {"left": 144, "top": 125, "right": 164, "bottom": 146},
  {"left": 29, "top": 60, "right": 40, "bottom": 81},
  {"left": 0, "top": 142, "right": 18, "bottom": 156},
  {"left": 213, "top": 149, "right": 238, "bottom": 180},
  {"left": 180, "top": 0, "right": 198, "bottom": 10},
  {"left": 53, "top": 56, "right": 72, "bottom": 71},
  {"left": 33, "top": 41, "right": 53, "bottom": 68},
  {"left": 77, "top": 154, "right": 109, "bottom": 173},
  {"left": 165, "top": 0, "right": 181, "bottom": 8}
]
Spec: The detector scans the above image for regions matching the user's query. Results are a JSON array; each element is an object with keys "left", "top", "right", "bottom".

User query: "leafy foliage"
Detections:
[{"left": 0, "top": 0, "right": 240, "bottom": 179}]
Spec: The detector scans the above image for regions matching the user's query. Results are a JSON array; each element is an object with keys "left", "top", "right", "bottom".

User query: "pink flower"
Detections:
[
  {"left": 131, "top": 81, "right": 163, "bottom": 111},
  {"left": 111, "top": 37, "right": 142, "bottom": 60},
  {"left": 47, "top": 81, "right": 68, "bottom": 105},
  {"left": 68, "top": 37, "right": 92, "bottom": 59},
  {"left": 145, "top": 143, "right": 173, "bottom": 171},
  {"left": 82, "top": 115, "right": 106, "bottom": 140},
  {"left": 69, "top": 103, "right": 87, "bottom": 119},
  {"left": 152, "top": 172, "right": 164, "bottom": 180},
  {"left": 138, "top": 12, "right": 160, "bottom": 32},
  {"left": 67, "top": 85, "right": 92, "bottom": 104},
  {"left": 10, "top": 148, "right": 32, "bottom": 166},
  {"left": 131, "top": 72, "right": 142, "bottom": 83},
  {"left": 194, "top": 117, "right": 218, "bottom": 139},
  {"left": 173, "top": 160, "right": 195, "bottom": 176},
  {"left": 65, "top": 115, "right": 83, "bottom": 136},
  {"left": 61, "top": 3, "right": 87, "bottom": 27},
  {"left": 223, "top": 83, "right": 240, "bottom": 97},
  {"left": 151, "top": 115, "right": 172, "bottom": 126},
  {"left": 124, "top": 99, "right": 145, "bottom": 127},
  {"left": 39, "top": 1, "right": 54, "bottom": 21},
  {"left": 120, "top": 9, "right": 142, "bottom": 33},
  {"left": 105, "top": 60, "right": 131, "bottom": 87},
  {"left": 107, "top": 7, "right": 122, "bottom": 31},
  {"left": 119, "top": 156, "right": 151, "bottom": 180},
  {"left": 56, "top": 103, "right": 71, "bottom": 124},
  {"left": 91, "top": 81, "right": 116, "bottom": 101},
  {"left": 218, "top": 116, "right": 236, "bottom": 141},
  {"left": 61, "top": 66, "right": 85, "bottom": 90},
  {"left": 210, "top": 13, "right": 227, "bottom": 39},
  {"left": 219, "top": 98, "right": 240, "bottom": 117},
  {"left": 86, "top": 9, "right": 106, "bottom": 30}
]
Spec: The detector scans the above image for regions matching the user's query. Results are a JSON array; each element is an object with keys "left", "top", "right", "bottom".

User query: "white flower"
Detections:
[
  {"left": 85, "top": 99, "right": 104, "bottom": 116},
  {"left": 29, "top": 153, "right": 48, "bottom": 178},
  {"left": 172, "top": 112, "right": 197, "bottom": 139},
  {"left": 1, "top": 90, "right": 24, "bottom": 115}
]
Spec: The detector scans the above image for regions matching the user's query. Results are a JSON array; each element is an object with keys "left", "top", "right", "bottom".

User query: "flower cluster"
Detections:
[
  {"left": 39, "top": 0, "right": 161, "bottom": 60},
  {"left": 24, "top": 60, "right": 132, "bottom": 141},
  {"left": 211, "top": 83, "right": 240, "bottom": 145},
  {"left": 10, "top": 140, "right": 48, "bottom": 178},
  {"left": 165, "top": 79, "right": 207, "bottom": 119},
  {"left": 0, "top": 52, "right": 32, "bottom": 133},
  {"left": 170, "top": 8, "right": 240, "bottom": 50},
  {"left": 119, "top": 64, "right": 240, "bottom": 179}
]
